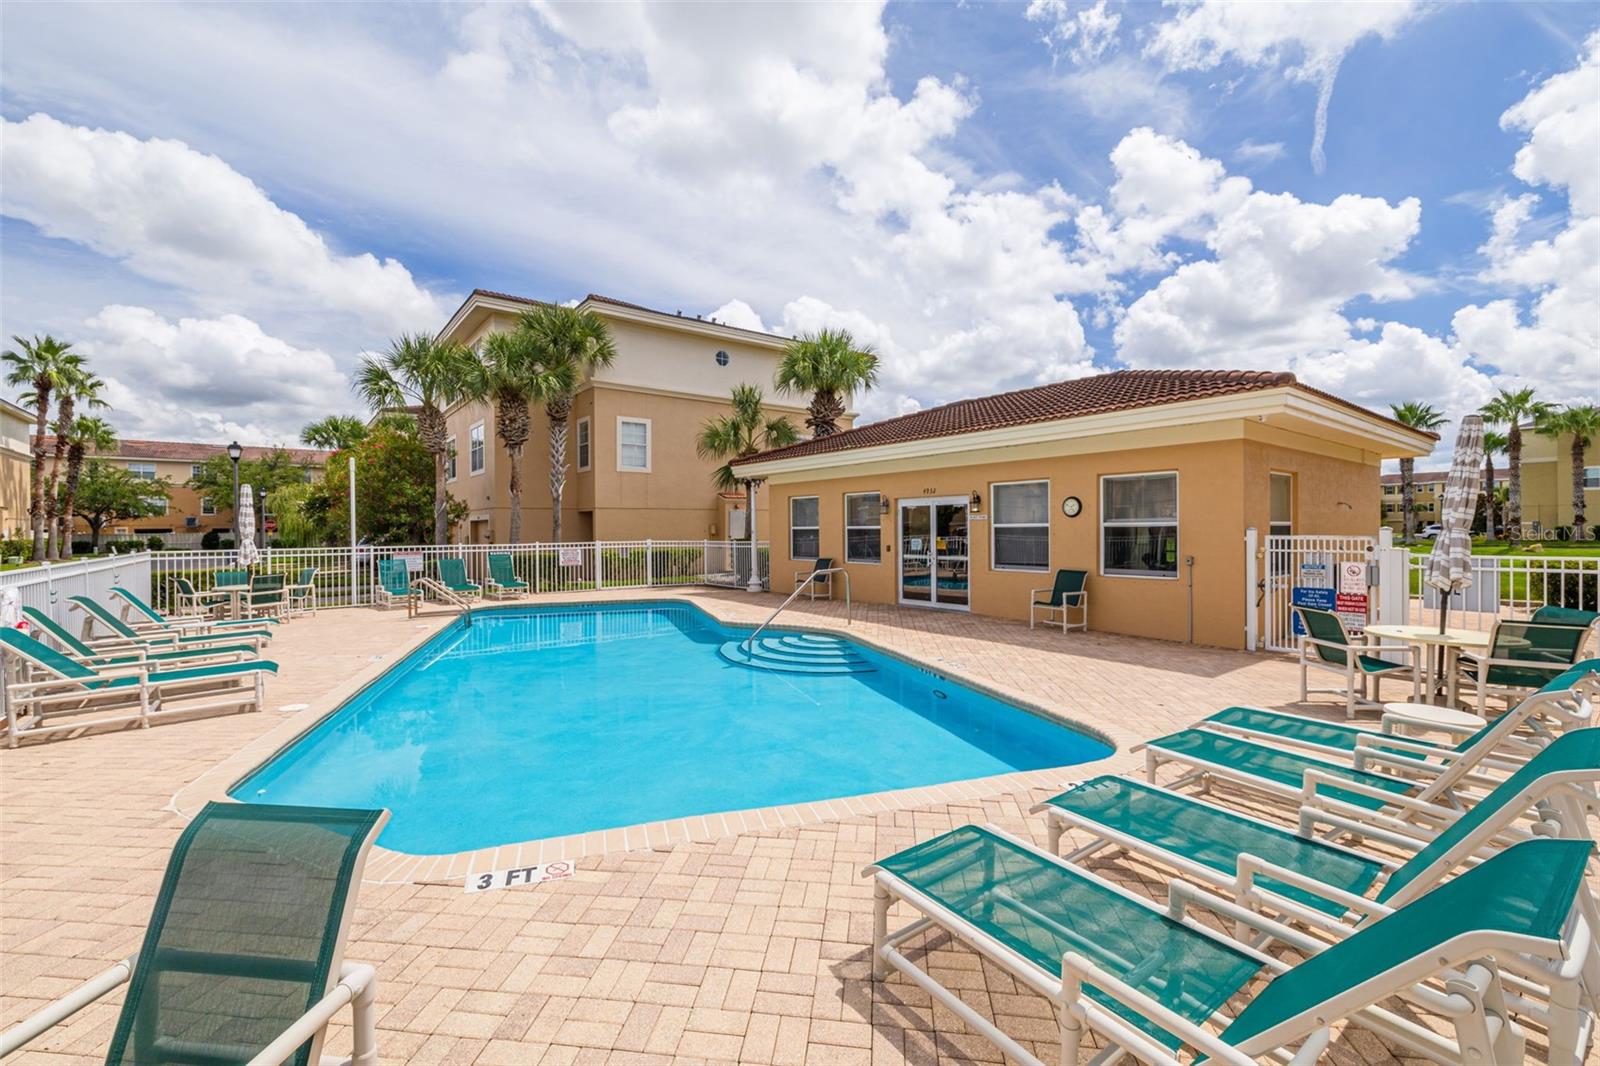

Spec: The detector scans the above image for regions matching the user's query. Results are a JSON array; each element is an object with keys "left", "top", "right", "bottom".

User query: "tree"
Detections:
[
  {"left": 1389, "top": 402, "right": 1448, "bottom": 542},
  {"left": 74, "top": 459, "right": 170, "bottom": 550},
  {"left": 1481, "top": 429, "right": 1507, "bottom": 538},
  {"left": 300, "top": 414, "right": 368, "bottom": 451},
  {"left": 59, "top": 415, "right": 116, "bottom": 559},
  {"left": 776, "top": 328, "right": 879, "bottom": 438},
  {"left": 696, "top": 384, "right": 800, "bottom": 554},
  {"left": 1537, "top": 405, "right": 1600, "bottom": 540},
  {"left": 522, "top": 305, "right": 617, "bottom": 542},
  {"left": 2, "top": 334, "right": 77, "bottom": 560},
  {"left": 188, "top": 449, "right": 313, "bottom": 521},
  {"left": 318, "top": 427, "right": 466, "bottom": 544},
  {"left": 468, "top": 326, "right": 574, "bottom": 544},
  {"left": 1481, "top": 387, "right": 1554, "bottom": 543},
  {"left": 356, "top": 334, "right": 475, "bottom": 544},
  {"left": 45, "top": 362, "right": 106, "bottom": 559}
]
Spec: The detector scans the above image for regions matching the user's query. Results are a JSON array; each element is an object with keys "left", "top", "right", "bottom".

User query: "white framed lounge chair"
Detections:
[
  {"left": 0, "top": 802, "right": 388, "bottom": 1065},
  {"left": 1295, "top": 606, "right": 1418, "bottom": 718},
  {"left": 866, "top": 827, "right": 1597, "bottom": 1066},
  {"left": 374, "top": 557, "right": 417, "bottom": 610},
  {"left": 73, "top": 595, "right": 274, "bottom": 648},
  {"left": 109, "top": 585, "right": 278, "bottom": 636},
  {"left": 485, "top": 552, "right": 529, "bottom": 599},
  {"left": 0, "top": 627, "right": 276, "bottom": 747},
  {"left": 23, "top": 607, "right": 261, "bottom": 670}
]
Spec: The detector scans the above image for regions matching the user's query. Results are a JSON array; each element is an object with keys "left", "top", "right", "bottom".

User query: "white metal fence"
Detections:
[
  {"left": 1260, "top": 534, "right": 1377, "bottom": 653},
  {"left": 1406, "top": 551, "right": 1599, "bottom": 631},
  {"left": 145, "top": 540, "right": 771, "bottom": 613},
  {"left": 0, "top": 553, "right": 154, "bottom": 626}
]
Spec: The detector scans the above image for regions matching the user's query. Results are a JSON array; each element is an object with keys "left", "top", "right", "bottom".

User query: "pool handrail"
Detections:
[
  {"left": 411, "top": 576, "right": 476, "bottom": 626},
  {"left": 743, "top": 567, "right": 850, "bottom": 653}
]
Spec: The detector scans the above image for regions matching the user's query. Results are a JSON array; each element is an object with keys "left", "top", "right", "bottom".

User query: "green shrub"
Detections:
[
  {"left": 146, "top": 535, "right": 165, "bottom": 551},
  {"left": 1, "top": 536, "right": 30, "bottom": 559},
  {"left": 201, "top": 529, "right": 222, "bottom": 550}
]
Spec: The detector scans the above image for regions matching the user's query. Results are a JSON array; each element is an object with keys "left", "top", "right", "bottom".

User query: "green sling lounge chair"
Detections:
[
  {"left": 0, "top": 802, "right": 388, "bottom": 1065},
  {"left": 867, "top": 829, "right": 1597, "bottom": 1066},
  {"left": 436, "top": 557, "right": 481, "bottom": 598},
  {"left": 1030, "top": 568, "right": 1088, "bottom": 632},
  {"left": 1037, "top": 728, "right": 1600, "bottom": 934},
  {"left": 285, "top": 566, "right": 319, "bottom": 615},
  {"left": 0, "top": 628, "right": 277, "bottom": 747},
  {"left": 246, "top": 574, "right": 288, "bottom": 621},
  {"left": 23, "top": 607, "right": 259, "bottom": 669},
  {"left": 1295, "top": 606, "right": 1418, "bottom": 718},
  {"left": 110, "top": 585, "right": 279, "bottom": 635},
  {"left": 170, "top": 576, "right": 227, "bottom": 617},
  {"left": 485, "top": 552, "right": 528, "bottom": 599},
  {"left": 71, "top": 595, "right": 275, "bottom": 647},
  {"left": 1458, "top": 614, "right": 1598, "bottom": 716},
  {"left": 374, "top": 557, "right": 416, "bottom": 610}
]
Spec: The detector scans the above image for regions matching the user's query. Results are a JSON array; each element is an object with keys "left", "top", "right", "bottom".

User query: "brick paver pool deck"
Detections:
[{"left": 0, "top": 589, "right": 1555, "bottom": 1063}]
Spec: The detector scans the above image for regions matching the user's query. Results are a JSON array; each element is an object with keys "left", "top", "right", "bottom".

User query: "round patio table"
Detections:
[
  {"left": 1364, "top": 624, "right": 1491, "bottom": 708},
  {"left": 1381, "top": 701, "right": 1487, "bottom": 740}
]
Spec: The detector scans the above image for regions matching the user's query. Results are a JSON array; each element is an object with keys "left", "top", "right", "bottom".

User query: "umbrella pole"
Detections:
[{"left": 1435, "top": 598, "right": 1451, "bottom": 700}]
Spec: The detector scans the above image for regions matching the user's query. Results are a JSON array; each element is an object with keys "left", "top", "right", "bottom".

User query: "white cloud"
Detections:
[
  {"left": 1026, "top": 0, "right": 1122, "bottom": 66},
  {"left": 1145, "top": 1, "right": 1425, "bottom": 172},
  {"left": 1233, "top": 139, "right": 1286, "bottom": 166},
  {"left": 78, "top": 306, "right": 351, "bottom": 442},
  {"left": 1501, "top": 30, "right": 1600, "bottom": 218},
  {"left": 706, "top": 299, "right": 769, "bottom": 334},
  {"left": 0, "top": 114, "right": 447, "bottom": 335}
]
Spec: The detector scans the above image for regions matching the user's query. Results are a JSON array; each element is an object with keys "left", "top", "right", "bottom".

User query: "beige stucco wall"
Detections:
[
  {"left": 0, "top": 403, "right": 32, "bottom": 539},
  {"left": 1520, "top": 431, "right": 1598, "bottom": 530},
  {"left": 762, "top": 425, "right": 1379, "bottom": 650}
]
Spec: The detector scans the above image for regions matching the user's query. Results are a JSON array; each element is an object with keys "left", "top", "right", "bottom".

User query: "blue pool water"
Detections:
[{"left": 234, "top": 603, "right": 1112, "bottom": 853}]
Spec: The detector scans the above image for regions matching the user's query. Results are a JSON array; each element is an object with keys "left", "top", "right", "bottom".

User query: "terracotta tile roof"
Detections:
[
  {"left": 43, "top": 437, "right": 331, "bottom": 464},
  {"left": 733, "top": 369, "right": 1430, "bottom": 466}
]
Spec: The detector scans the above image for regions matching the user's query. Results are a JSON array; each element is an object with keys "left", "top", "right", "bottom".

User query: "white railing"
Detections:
[
  {"left": 146, "top": 540, "right": 771, "bottom": 613},
  {"left": 0, "top": 552, "right": 154, "bottom": 627},
  {"left": 1407, "top": 550, "right": 1599, "bottom": 631}
]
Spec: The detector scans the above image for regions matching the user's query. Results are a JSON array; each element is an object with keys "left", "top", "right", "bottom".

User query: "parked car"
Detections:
[{"left": 1420, "top": 523, "right": 1443, "bottom": 538}]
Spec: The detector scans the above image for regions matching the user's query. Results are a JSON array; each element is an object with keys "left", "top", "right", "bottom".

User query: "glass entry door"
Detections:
[{"left": 898, "top": 498, "right": 970, "bottom": 609}]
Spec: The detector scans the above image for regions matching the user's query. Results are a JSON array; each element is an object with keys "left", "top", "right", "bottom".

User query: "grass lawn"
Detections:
[{"left": 1404, "top": 538, "right": 1600, "bottom": 557}]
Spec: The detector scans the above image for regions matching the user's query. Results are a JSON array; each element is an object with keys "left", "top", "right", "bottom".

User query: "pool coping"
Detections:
[{"left": 170, "top": 592, "right": 1120, "bottom": 886}]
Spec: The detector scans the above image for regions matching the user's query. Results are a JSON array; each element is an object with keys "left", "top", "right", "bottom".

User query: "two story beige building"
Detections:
[
  {"left": 1, "top": 398, "right": 32, "bottom": 539},
  {"left": 1518, "top": 428, "right": 1600, "bottom": 536},
  {"left": 437, "top": 291, "right": 836, "bottom": 544}
]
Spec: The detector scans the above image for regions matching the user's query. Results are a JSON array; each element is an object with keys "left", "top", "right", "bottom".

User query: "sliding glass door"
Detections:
[{"left": 898, "top": 498, "right": 970, "bottom": 609}]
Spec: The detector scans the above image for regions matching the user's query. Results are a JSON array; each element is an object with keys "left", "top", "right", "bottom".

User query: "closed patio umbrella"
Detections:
[
  {"left": 236, "top": 483, "right": 261, "bottom": 568},
  {"left": 1423, "top": 415, "right": 1484, "bottom": 680}
]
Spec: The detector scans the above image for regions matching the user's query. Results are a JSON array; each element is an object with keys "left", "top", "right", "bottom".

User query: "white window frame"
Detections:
[
  {"left": 468, "top": 422, "right": 485, "bottom": 475},
  {"left": 576, "top": 416, "right": 592, "bottom": 472},
  {"left": 444, "top": 436, "right": 458, "bottom": 482},
  {"left": 1586, "top": 466, "right": 1600, "bottom": 490},
  {"left": 1269, "top": 471, "right": 1293, "bottom": 538},
  {"left": 616, "top": 416, "right": 651, "bottom": 473},
  {"left": 790, "top": 495, "right": 820, "bottom": 561},
  {"left": 201, "top": 497, "right": 217, "bottom": 516},
  {"left": 127, "top": 462, "right": 156, "bottom": 480},
  {"left": 143, "top": 496, "right": 168, "bottom": 517},
  {"left": 190, "top": 463, "right": 204, "bottom": 481},
  {"left": 1099, "top": 471, "right": 1180, "bottom": 580},
  {"left": 989, "top": 479, "right": 1051, "bottom": 573},
  {"left": 843, "top": 492, "right": 881, "bottom": 564}
]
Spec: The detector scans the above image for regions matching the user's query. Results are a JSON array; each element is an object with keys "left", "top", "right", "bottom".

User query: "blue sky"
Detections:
[{"left": 1, "top": 1, "right": 1595, "bottom": 454}]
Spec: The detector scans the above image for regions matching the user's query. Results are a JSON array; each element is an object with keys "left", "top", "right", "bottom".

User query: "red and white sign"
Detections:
[
  {"left": 1336, "top": 562, "right": 1368, "bottom": 631},
  {"left": 464, "top": 861, "right": 575, "bottom": 894},
  {"left": 557, "top": 547, "right": 584, "bottom": 568}
]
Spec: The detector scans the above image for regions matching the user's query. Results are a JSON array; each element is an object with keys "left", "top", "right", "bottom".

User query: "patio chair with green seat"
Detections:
[
  {"left": 1029, "top": 568, "right": 1088, "bottom": 633},
  {"left": 246, "top": 574, "right": 287, "bottom": 621},
  {"left": 108, "top": 585, "right": 279, "bottom": 637},
  {"left": 0, "top": 802, "right": 388, "bottom": 1065},
  {"left": 1458, "top": 613, "right": 1598, "bottom": 717},
  {"left": 485, "top": 552, "right": 528, "bottom": 599},
  {"left": 436, "top": 557, "right": 481, "bottom": 599},
  {"left": 373, "top": 557, "right": 416, "bottom": 609},
  {"left": 214, "top": 567, "right": 249, "bottom": 588},
  {"left": 70, "top": 595, "right": 275, "bottom": 648},
  {"left": 23, "top": 607, "right": 260, "bottom": 670},
  {"left": 1035, "top": 727, "right": 1600, "bottom": 941},
  {"left": 169, "top": 576, "right": 226, "bottom": 617},
  {"left": 285, "top": 565, "right": 319, "bottom": 615},
  {"left": 0, "top": 627, "right": 277, "bottom": 747},
  {"left": 866, "top": 830, "right": 1597, "bottom": 1065},
  {"left": 1295, "top": 606, "right": 1418, "bottom": 718},
  {"left": 792, "top": 556, "right": 835, "bottom": 600}
]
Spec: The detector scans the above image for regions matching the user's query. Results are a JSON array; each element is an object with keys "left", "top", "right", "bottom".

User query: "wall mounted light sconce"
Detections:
[
  {"left": 879, "top": 494, "right": 890, "bottom": 516},
  {"left": 969, "top": 491, "right": 982, "bottom": 513}
]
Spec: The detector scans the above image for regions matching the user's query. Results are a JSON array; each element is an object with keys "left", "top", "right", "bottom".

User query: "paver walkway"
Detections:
[{"left": 0, "top": 589, "right": 1547, "bottom": 1063}]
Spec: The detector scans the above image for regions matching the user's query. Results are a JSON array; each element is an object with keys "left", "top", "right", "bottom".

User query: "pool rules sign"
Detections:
[
  {"left": 1335, "top": 561, "right": 1369, "bottom": 633},
  {"left": 464, "top": 861, "right": 575, "bottom": 893}
]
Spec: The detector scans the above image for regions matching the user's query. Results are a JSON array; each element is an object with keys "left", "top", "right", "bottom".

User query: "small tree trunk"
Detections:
[
  {"left": 88, "top": 518, "right": 103, "bottom": 551},
  {"left": 1508, "top": 425, "right": 1523, "bottom": 543},
  {"left": 28, "top": 390, "right": 48, "bottom": 561},
  {"left": 1573, "top": 437, "right": 1589, "bottom": 540},
  {"left": 508, "top": 443, "right": 524, "bottom": 544},
  {"left": 433, "top": 450, "right": 448, "bottom": 545},
  {"left": 1400, "top": 457, "right": 1415, "bottom": 542},
  {"left": 44, "top": 399, "right": 72, "bottom": 560},
  {"left": 1483, "top": 455, "right": 1497, "bottom": 538},
  {"left": 548, "top": 406, "right": 570, "bottom": 543}
]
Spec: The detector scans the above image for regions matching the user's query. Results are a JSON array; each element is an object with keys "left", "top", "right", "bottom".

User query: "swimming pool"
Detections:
[{"left": 234, "top": 602, "right": 1112, "bottom": 853}]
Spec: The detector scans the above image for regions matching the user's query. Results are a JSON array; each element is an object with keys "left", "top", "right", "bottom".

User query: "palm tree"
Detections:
[
  {"left": 697, "top": 385, "right": 800, "bottom": 566},
  {"left": 45, "top": 362, "right": 105, "bottom": 559},
  {"left": 1389, "top": 402, "right": 1448, "bottom": 543},
  {"left": 1481, "top": 387, "right": 1554, "bottom": 543},
  {"left": 300, "top": 415, "right": 368, "bottom": 451},
  {"left": 1481, "top": 429, "right": 1508, "bottom": 538},
  {"left": 469, "top": 326, "right": 575, "bottom": 544},
  {"left": 522, "top": 305, "right": 617, "bottom": 542},
  {"left": 59, "top": 415, "right": 116, "bottom": 559},
  {"left": 355, "top": 334, "right": 475, "bottom": 545},
  {"left": 776, "top": 328, "right": 879, "bottom": 438},
  {"left": 1536, "top": 405, "right": 1600, "bottom": 540},
  {"left": 2, "top": 334, "right": 76, "bottom": 560}
]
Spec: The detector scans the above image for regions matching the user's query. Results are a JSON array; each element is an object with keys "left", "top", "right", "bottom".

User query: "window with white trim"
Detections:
[
  {"left": 791, "top": 496, "right": 820, "bottom": 560},
  {"left": 1586, "top": 466, "right": 1600, "bottom": 490},
  {"left": 190, "top": 464, "right": 204, "bottom": 480},
  {"left": 576, "top": 417, "right": 591, "bottom": 471},
  {"left": 468, "top": 422, "right": 485, "bottom": 474},
  {"left": 143, "top": 496, "right": 168, "bottom": 517},
  {"left": 201, "top": 497, "right": 217, "bottom": 516},
  {"left": 1102, "top": 472, "right": 1178, "bottom": 578},
  {"left": 617, "top": 417, "right": 650, "bottom": 471},
  {"left": 1269, "top": 472, "right": 1293, "bottom": 537},
  {"left": 844, "top": 493, "right": 880, "bottom": 563},
  {"left": 445, "top": 436, "right": 457, "bottom": 481},
  {"left": 127, "top": 462, "right": 156, "bottom": 480},
  {"left": 991, "top": 480, "right": 1049, "bottom": 571}
]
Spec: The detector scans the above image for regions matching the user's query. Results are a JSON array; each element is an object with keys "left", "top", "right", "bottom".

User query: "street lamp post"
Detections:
[{"left": 227, "top": 441, "right": 242, "bottom": 547}]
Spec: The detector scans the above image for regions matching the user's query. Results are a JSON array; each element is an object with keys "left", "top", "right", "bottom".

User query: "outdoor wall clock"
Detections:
[{"left": 1061, "top": 496, "right": 1082, "bottom": 518}]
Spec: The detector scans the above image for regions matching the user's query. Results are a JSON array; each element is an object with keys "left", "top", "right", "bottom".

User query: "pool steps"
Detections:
[{"left": 717, "top": 633, "right": 876, "bottom": 675}]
